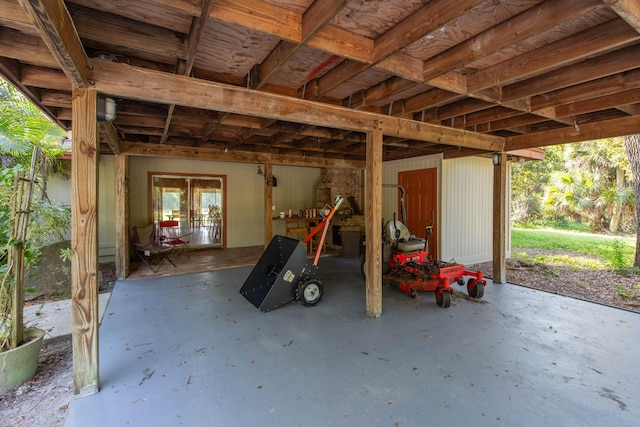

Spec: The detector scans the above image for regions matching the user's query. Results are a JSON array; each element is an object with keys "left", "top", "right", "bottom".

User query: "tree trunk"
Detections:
[
  {"left": 609, "top": 167, "right": 624, "bottom": 233},
  {"left": 623, "top": 134, "right": 640, "bottom": 267}
]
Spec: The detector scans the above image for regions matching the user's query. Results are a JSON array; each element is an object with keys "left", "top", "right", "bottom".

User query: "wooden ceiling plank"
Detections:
[
  {"left": 503, "top": 44, "right": 640, "bottom": 102},
  {"left": 249, "top": 0, "right": 349, "bottom": 90},
  {"left": 555, "top": 87, "right": 640, "bottom": 117},
  {"left": 531, "top": 68, "right": 640, "bottom": 111},
  {"left": 302, "top": 0, "right": 348, "bottom": 42},
  {"left": 210, "top": 0, "right": 301, "bottom": 43},
  {"left": 17, "top": 0, "right": 89, "bottom": 87},
  {"left": 603, "top": 0, "right": 640, "bottom": 32},
  {"left": 505, "top": 114, "right": 640, "bottom": 150},
  {"left": 0, "top": 29, "right": 59, "bottom": 68},
  {"left": 184, "top": 0, "right": 216, "bottom": 75},
  {"left": 373, "top": 0, "right": 485, "bottom": 63},
  {"left": 467, "top": 18, "right": 640, "bottom": 92},
  {"left": 423, "top": 0, "right": 604, "bottom": 82}
]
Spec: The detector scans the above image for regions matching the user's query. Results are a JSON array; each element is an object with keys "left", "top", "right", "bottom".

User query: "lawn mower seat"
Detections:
[{"left": 385, "top": 220, "right": 426, "bottom": 253}]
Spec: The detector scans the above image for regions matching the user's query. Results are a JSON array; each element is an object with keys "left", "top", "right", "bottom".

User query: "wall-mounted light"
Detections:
[
  {"left": 257, "top": 165, "right": 277, "bottom": 186},
  {"left": 97, "top": 94, "right": 116, "bottom": 121},
  {"left": 492, "top": 152, "right": 502, "bottom": 166}
]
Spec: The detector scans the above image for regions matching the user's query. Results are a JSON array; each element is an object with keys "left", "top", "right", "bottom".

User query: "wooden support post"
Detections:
[
  {"left": 365, "top": 128, "right": 383, "bottom": 317},
  {"left": 71, "top": 88, "right": 100, "bottom": 396},
  {"left": 264, "top": 163, "right": 273, "bottom": 247},
  {"left": 492, "top": 152, "right": 507, "bottom": 284},
  {"left": 115, "top": 154, "right": 129, "bottom": 279}
]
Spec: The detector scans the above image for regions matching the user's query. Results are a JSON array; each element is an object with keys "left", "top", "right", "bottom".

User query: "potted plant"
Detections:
[{"left": 0, "top": 78, "right": 68, "bottom": 394}]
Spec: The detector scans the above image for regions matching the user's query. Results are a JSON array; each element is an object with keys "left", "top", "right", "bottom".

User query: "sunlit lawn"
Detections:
[{"left": 511, "top": 228, "right": 636, "bottom": 270}]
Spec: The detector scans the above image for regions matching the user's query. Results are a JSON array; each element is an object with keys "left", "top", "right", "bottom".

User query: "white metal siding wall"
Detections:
[
  {"left": 441, "top": 157, "right": 511, "bottom": 264},
  {"left": 382, "top": 155, "right": 510, "bottom": 265}
]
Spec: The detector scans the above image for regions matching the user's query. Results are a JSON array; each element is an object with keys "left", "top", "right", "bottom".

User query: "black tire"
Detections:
[
  {"left": 467, "top": 278, "right": 485, "bottom": 299},
  {"left": 296, "top": 278, "right": 323, "bottom": 306},
  {"left": 436, "top": 289, "right": 451, "bottom": 308}
]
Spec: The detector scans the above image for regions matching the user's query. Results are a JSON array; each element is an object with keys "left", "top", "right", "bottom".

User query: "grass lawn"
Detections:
[{"left": 512, "top": 228, "right": 636, "bottom": 271}]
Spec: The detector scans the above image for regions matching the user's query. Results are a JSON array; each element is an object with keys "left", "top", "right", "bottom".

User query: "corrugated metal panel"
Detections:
[{"left": 441, "top": 157, "right": 511, "bottom": 264}]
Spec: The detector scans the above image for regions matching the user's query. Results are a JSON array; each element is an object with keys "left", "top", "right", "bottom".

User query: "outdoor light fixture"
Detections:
[
  {"left": 96, "top": 94, "right": 116, "bottom": 121},
  {"left": 492, "top": 152, "right": 502, "bottom": 166},
  {"left": 257, "top": 166, "right": 277, "bottom": 186}
]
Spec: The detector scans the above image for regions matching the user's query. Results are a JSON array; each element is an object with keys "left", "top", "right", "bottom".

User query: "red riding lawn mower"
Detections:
[{"left": 361, "top": 185, "right": 486, "bottom": 308}]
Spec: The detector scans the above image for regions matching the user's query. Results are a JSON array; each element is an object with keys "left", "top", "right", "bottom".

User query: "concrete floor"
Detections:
[{"left": 65, "top": 256, "right": 639, "bottom": 427}]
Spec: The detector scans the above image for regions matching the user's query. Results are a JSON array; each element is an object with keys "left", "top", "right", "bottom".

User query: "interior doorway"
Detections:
[
  {"left": 398, "top": 168, "right": 438, "bottom": 258},
  {"left": 149, "top": 173, "right": 226, "bottom": 247}
]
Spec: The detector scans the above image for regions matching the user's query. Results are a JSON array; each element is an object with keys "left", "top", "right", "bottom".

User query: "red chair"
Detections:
[
  {"left": 132, "top": 224, "right": 175, "bottom": 273},
  {"left": 159, "top": 220, "right": 192, "bottom": 256}
]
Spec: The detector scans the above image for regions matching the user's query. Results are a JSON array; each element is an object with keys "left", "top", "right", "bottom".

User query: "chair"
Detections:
[
  {"left": 285, "top": 218, "right": 309, "bottom": 252},
  {"left": 159, "top": 220, "right": 192, "bottom": 256},
  {"left": 132, "top": 224, "right": 176, "bottom": 273}
]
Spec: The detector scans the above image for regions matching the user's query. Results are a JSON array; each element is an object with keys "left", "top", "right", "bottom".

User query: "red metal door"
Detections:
[{"left": 398, "top": 168, "right": 438, "bottom": 258}]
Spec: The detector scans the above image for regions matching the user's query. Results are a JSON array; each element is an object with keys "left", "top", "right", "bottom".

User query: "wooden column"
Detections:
[
  {"left": 264, "top": 163, "right": 273, "bottom": 247},
  {"left": 115, "top": 154, "right": 129, "bottom": 279},
  {"left": 365, "top": 128, "right": 383, "bottom": 317},
  {"left": 71, "top": 88, "right": 100, "bottom": 395},
  {"left": 492, "top": 152, "right": 507, "bottom": 284}
]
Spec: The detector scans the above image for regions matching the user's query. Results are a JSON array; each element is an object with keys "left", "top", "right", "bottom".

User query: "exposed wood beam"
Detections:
[
  {"left": 312, "top": 0, "right": 482, "bottom": 100},
  {"left": 0, "top": 29, "right": 59, "bottom": 68},
  {"left": 364, "top": 128, "right": 383, "bottom": 317},
  {"left": 88, "top": 59, "right": 504, "bottom": 151},
  {"left": 603, "top": 0, "right": 640, "bottom": 32},
  {"left": 505, "top": 114, "right": 640, "bottom": 150},
  {"left": 555, "top": 87, "right": 640, "bottom": 118},
  {"left": 120, "top": 141, "right": 364, "bottom": 169},
  {"left": 17, "top": 0, "right": 89, "bottom": 87},
  {"left": 492, "top": 152, "right": 507, "bottom": 284},
  {"left": 372, "top": 0, "right": 484, "bottom": 63},
  {"left": 423, "top": 0, "right": 603, "bottom": 81},
  {"left": 114, "top": 154, "right": 129, "bottom": 279},
  {"left": 70, "top": 87, "right": 99, "bottom": 396},
  {"left": 98, "top": 121, "right": 121, "bottom": 154},
  {"left": 467, "top": 18, "right": 640, "bottom": 92},
  {"left": 503, "top": 44, "right": 640, "bottom": 102},
  {"left": 531, "top": 68, "right": 640, "bottom": 111},
  {"left": 0, "top": 58, "right": 66, "bottom": 129},
  {"left": 248, "top": 0, "right": 348, "bottom": 89}
]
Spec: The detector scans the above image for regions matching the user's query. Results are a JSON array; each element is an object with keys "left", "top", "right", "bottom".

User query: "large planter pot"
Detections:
[{"left": 0, "top": 327, "right": 45, "bottom": 395}]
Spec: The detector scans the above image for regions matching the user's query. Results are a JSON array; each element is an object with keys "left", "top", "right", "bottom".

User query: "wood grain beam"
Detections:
[
  {"left": 120, "top": 141, "right": 364, "bottom": 169},
  {"left": 98, "top": 121, "right": 120, "bottom": 154},
  {"left": 531, "top": 68, "right": 640, "bottom": 111},
  {"left": 504, "top": 44, "right": 640, "bottom": 102},
  {"left": 555, "top": 87, "right": 640, "bottom": 118},
  {"left": 17, "top": 0, "right": 89, "bottom": 87},
  {"left": 89, "top": 59, "right": 504, "bottom": 150},
  {"left": 70, "top": 87, "right": 99, "bottom": 396},
  {"left": 603, "top": 0, "right": 640, "bottom": 32},
  {"left": 372, "top": 0, "right": 484, "bottom": 63},
  {"left": 467, "top": 18, "right": 640, "bottom": 92},
  {"left": 505, "top": 114, "right": 640, "bottom": 150},
  {"left": 248, "top": 0, "right": 348, "bottom": 89},
  {"left": 365, "top": 128, "right": 383, "bottom": 317},
  {"left": 423, "top": 0, "right": 603, "bottom": 82}
]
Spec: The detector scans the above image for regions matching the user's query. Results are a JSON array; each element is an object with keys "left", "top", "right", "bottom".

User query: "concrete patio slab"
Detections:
[{"left": 65, "top": 257, "right": 639, "bottom": 426}]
